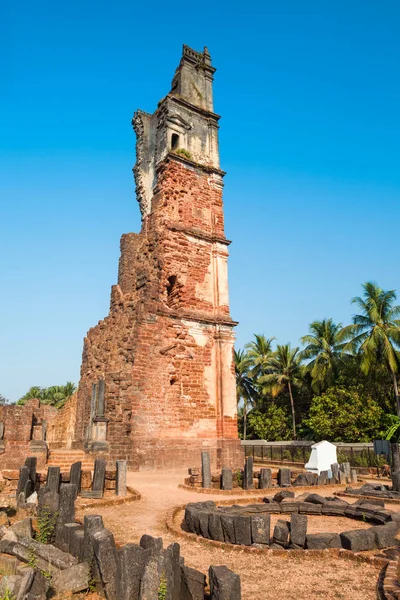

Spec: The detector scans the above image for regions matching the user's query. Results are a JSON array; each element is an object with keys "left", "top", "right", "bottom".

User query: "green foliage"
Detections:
[
  {"left": 17, "top": 382, "right": 76, "bottom": 408},
  {"left": 247, "top": 406, "right": 292, "bottom": 441},
  {"left": 36, "top": 507, "right": 58, "bottom": 544},
  {"left": 304, "top": 386, "right": 386, "bottom": 442},
  {"left": 27, "top": 548, "right": 37, "bottom": 569},
  {"left": 173, "top": 148, "right": 192, "bottom": 160},
  {"left": 158, "top": 573, "right": 167, "bottom": 600},
  {"left": 0, "top": 589, "right": 15, "bottom": 600}
]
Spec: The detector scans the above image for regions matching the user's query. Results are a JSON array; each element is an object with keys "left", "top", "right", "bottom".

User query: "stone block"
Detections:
[
  {"left": 243, "top": 457, "right": 253, "bottom": 490},
  {"left": 220, "top": 515, "right": 235, "bottom": 544},
  {"left": 15, "top": 567, "right": 34, "bottom": 600},
  {"left": 304, "top": 493, "right": 326, "bottom": 505},
  {"left": 208, "top": 513, "right": 224, "bottom": 542},
  {"left": 251, "top": 515, "right": 270, "bottom": 545},
  {"left": 81, "top": 469, "right": 92, "bottom": 490},
  {"left": 116, "top": 460, "right": 127, "bottom": 497},
  {"left": 52, "top": 562, "right": 90, "bottom": 594},
  {"left": 46, "top": 466, "right": 61, "bottom": 494},
  {"left": 259, "top": 468, "right": 272, "bottom": 489},
  {"left": 221, "top": 468, "right": 232, "bottom": 491},
  {"left": 70, "top": 462, "right": 82, "bottom": 493},
  {"left": 81, "top": 490, "right": 103, "bottom": 498},
  {"left": 140, "top": 534, "right": 163, "bottom": 553},
  {"left": 82, "top": 514, "right": 104, "bottom": 561},
  {"left": 91, "top": 528, "right": 119, "bottom": 600},
  {"left": 371, "top": 523, "right": 398, "bottom": 549},
  {"left": 117, "top": 543, "right": 151, "bottom": 600},
  {"left": 340, "top": 528, "right": 376, "bottom": 552},
  {"left": 10, "top": 518, "right": 32, "bottom": 539},
  {"left": 201, "top": 452, "right": 211, "bottom": 489},
  {"left": 28, "top": 569, "right": 51, "bottom": 598},
  {"left": 24, "top": 457, "right": 37, "bottom": 489},
  {"left": 92, "top": 458, "right": 107, "bottom": 493},
  {"left": 321, "top": 502, "right": 346, "bottom": 517},
  {"left": 209, "top": 565, "right": 241, "bottom": 600},
  {"left": 181, "top": 565, "right": 206, "bottom": 600},
  {"left": 0, "top": 537, "right": 78, "bottom": 573},
  {"left": 306, "top": 533, "right": 342, "bottom": 549},
  {"left": 233, "top": 516, "right": 251, "bottom": 546},
  {"left": 289, "top": 513, "right": 307, "bottom": 547},
  {"left": 198, "top": 510, "right": 211, "bottom": 539},
  {"left": 277, "top": 468, "right": 291, "bottom": 487},
  {"left": 70, "top": 529, "right": 84, "bottom": 561},
  {"left": 273, "top": 490, "right": 294, "bottom": 503},
  {"left": 55, "top": 483, "right": 77, "bottom": 550},
  {"left": 272, "top": 519, "right": 290, "bottom": 547}
]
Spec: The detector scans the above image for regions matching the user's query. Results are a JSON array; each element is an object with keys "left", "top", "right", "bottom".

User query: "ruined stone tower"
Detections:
[{"left": 74, "top": 45, "right": 242, "bottom": 469}]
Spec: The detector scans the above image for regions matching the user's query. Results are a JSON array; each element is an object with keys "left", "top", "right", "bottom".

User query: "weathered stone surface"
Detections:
[
  {"left": 198, "top": 511, "right": 211, "bottom": 539},
  {"left": 259, "top": 468, "right": 272, "bottom": 489},
  {"left": 0, "top": 537, "right": 78, "bottom": 573},
  {"left": 220, "top": 515, "right": 235, "bottom": 544},
  {"left": 91, "top": 528, "right": 119, "bottom": 600},
  {"left": 15, "top": 568, "right": 35, "bottom": 600},
  {"left": 46, "top": 466, "right": 61, "bottom": 494},
  {"left": 280, "top": 499, "right": 299, "bottom": 513},
  {"left": 304, "top": 493, "right": 326, "bottom": 505},
  {"left": 140, "top": 534, "right": 163, "bottom": 553},
  {"left": 243, "top": 457, "right": 253, "bottom": 490},
  {"left": 10, "top": 518, "right": 32, "bottom": 539},
  {"left": 117, "top": 543, "right": 151, "bottom": 600},
  {"left": 209, "top": 565, "right": 241, "bottom": 600},
  {"left": 251, "top": 515, "right": 270, "bottom": 545},
  {"left": 306, "top": 533, "right": 342, "bottom": 549},
  {"left": 350, "top": 469, "right": 358, "bottom": 484},
  {"left": 116, "top": 460, "right": 127, "bottom": 497},
  {"left": 92, "top": 458, "right": 107, "bottom": 493},
  {"left": 289, "top": 513, "right": 307, "bottom": 547},
  {"left": 0, "top": 575, "right": 22, "bottom": 596},
  {"left": 181, "top": 565, "right": 205, "bottom": 600},
  {"left": 201, "top": 452, "right": 212, "bottom": 489},
  {"left": 70, "top": 529, "right": 84, "bottom": 561},
  {"left": 321, "top": 501, "right": 346, "bottom": 516},
  {"left": 52, "top": 562, "right": 90, "bottom": 593},
  {"left": 208, "top": 513, "right": 224, "bottom": 542},
  {"left": 164, "top": 542, "right": 181, "bottom": 600},
  {"left": 340, "top": 529, "right": 376, "bottom": 551},
  {"left": 63, "top": 523, "right": 82, "bottom": 556},
  {"left": 24, "top": 457, "right": 37, "bottom": 489},
  {"left": 272, "top": 519, "right": 290, "bottom": 547},
  {"left": 233, "top": 516, "right": 251, "bottom": 546},
  {"left": 273, "top": 491, "right": 294, "bottom": 503},
  {"left": 83, "top": 514, "right": 104, "bottom": 561},
  {"left": 221, "top": 468, "right": 232, "bottom": 491},
  {"left": 55, "top": 483, "right": 77, "bottom": 550},
  {"left": 69, "top": 462, "right": 82, "bottom": 493},
  {"left": 139, "top": 554, "right": 163, "bottom": 600},
  {"left": 17, "top": 466, "right": 30, "bottom": 499},
  {"left": 28, "top": 569, "right": 51, "bottom": 598},
  {"left": 277, "top": 468, "right": 291, "bottom": 487}
]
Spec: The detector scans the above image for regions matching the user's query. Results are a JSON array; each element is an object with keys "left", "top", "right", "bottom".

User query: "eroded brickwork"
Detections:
[{"left": 74, "top": 45, "right": 243, "bottom": 469}]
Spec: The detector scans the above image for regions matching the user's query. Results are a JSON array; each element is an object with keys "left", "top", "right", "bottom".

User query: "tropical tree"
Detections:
[
  {"left": 17, "top": 382, "right": 77, "bottom": 408},
  {"left": 234, "top": 350, "right": 255, "bottom": 440},
  {"left": 339, "top": 282, "right": 400, "bottom": 416},
  {"left": 260, "top": 343, "right": 304, "bottom": 438},
  {"left": 245, "top": 334, "right": 275, "bottom": 391},
  {"left": 301, "top": 318, "right": 346, "bottom": 392},
  {"left": 17, "top": 386, "right": 44, "bottom": 405}
]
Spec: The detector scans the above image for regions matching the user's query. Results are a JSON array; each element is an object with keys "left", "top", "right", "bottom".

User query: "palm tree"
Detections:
[
  {"left": 339, "top": 282, "right": 400, "bottom": 415},
  {"left": 300, "top": 318, "right": 346, "bottom": 392},
  {"left": 260, "top": 344, "right": 304, "bottom": 439},
  {"left": 17, "top": 386, "right": 44, "bottom": 405},
  {"left": 234, "top": 349, "right": 255, "bottom": 440},
  {"left": 245, "top": 334, "right": 275, "bottom": 383}
]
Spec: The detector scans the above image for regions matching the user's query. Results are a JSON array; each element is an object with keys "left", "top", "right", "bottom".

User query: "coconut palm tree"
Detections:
[
  {"left": 260, "top": 344, "right": 304, "bottom": 439},
  {"left": 339, "top": 282, "right": 400, "bottom": 415},
  {"left": 234, "top": 349, "right": 256, "bottom": 440},
  {"left": 245, "top": 334, "right": 275, "bottom": 384},
  {"left": 300, "top": 318, "right": 346, "bottom": 392}
]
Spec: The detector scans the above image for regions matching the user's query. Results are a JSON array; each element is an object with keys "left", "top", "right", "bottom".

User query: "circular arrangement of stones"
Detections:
[{"left": 183, "top": 491, "right": 400, "bottom": 552}]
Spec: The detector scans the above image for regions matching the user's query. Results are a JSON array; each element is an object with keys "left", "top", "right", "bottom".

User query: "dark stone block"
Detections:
[
  {"left": 117, "top": 544, "right": 151, "bottom": 600},
  {"left": 24, "top": 457, "right": 37, "bottom": 488},
  {"left": 165, "top": 542, "right": 181, "bottom": 600},
  {"left": 293, "top": 473, "right": 308, "bottom": 486},
  {"left": 371, "top": 523, "right": 398, "bottom": 549},
  {"left": 17, "top": 466, "right": 30, "bottom": 499},
  {"left": 80, "top": 490, "right": 103, "bottom": 499},
  {"left": 197, "top": 511, "right": 211, "bottom": 539},
  {"left": 251, "top": 515, "right": 270, "bottom": 544},
  {"left": 259, "top": 468, "right": 272, "bottom": 489},
  {"left": 273, "top": 491, "right": 294, "bottom": 503},
  {"left": 46, "top": 466, "right": 61, "bottom": 494},
  {"left": 278, "top": 468, "right": 291, "bottom": 487},
  {"left": 220, "top": 515, "right": 235, "bottom": 544},
  {"left": 55, "top": 484, "right": 77, "bottom": 550},
  {"left": 340, "top": 528, "right": 376, "bottom": 552},
  {"left": 69, "top": 462, "right": 82, "bottom": 494},
  {"left": 82, "top": 514, "right": 104, "bottom": 561},
  {"left": 280, "top": 500, "right": 299, "bottom": 513},
  {"left": 139, "top": 534, "right": 163, "bottom": 554},
  {"left": 201, "top": 452, "right": 211, "bottom": 489},
  {"left": 92, "top": 458, "right": 106, "bottom": 493},
  {"left": 221, "top": 468, "right": 232, "bottom": 491},
  {"left": 209, "top": 565, "right": 241, "bottom": 600},
  {"left": 321, "top": 502, "right": 346, "bottom": 517},
  {"left": 306, "top": 533, "right": 342, "bottom": 549},
  {"left": 304, "top": 493, "right": 326, "bottom": 505},
  {"left": 243, "top": 456, "right": 253, "bottom": 490},
  {"left": 272, "top": 519, "right": 289, "bottom": 547},
  {"left": 181, "top": 565, "right": 206, "bottom": 600},
  {"left": 298, "top": 502, "right": 322, "bottom": 515},
  {"left": 208, "top": 513, "right": 224, "bottom": 542},
  {"left": 290, "top": 513, "right": 307, "bottom": 547},
  {"left": 91, "top": 528, "right": 118, "bottom": 600},
  {"left": 233, "top": 516, "right": 252, "bottom": 546},
  {"left": 70, "top": 529, "right": 84, "bottom": 561}
]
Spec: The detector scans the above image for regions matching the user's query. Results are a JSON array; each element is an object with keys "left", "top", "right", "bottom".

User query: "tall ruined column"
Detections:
[{"left": 74, "top": 45, "right": 243, "bottom": 470}]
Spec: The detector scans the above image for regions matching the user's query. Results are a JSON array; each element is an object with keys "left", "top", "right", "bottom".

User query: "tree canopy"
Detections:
[{"left": 17, "top": 382, "right": 76, "bottom": 409}]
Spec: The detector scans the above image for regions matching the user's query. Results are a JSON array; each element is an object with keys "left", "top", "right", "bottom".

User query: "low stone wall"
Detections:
[
  {"left": 46, "top": 393, "right": 78, "bottom": 449},
  {"left": 182, "top": 493, "right": 400, "bottom": 552}
]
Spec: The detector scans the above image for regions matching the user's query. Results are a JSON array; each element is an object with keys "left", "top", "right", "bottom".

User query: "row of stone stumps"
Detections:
[
  {"left": 7, "top": 459, "right": 242, "bottom": 599},
  {"left": 200, "top": 452, "right": 358, "bottom": 491},
  {"left": 17, "top": 456, "right": 127, "bottom": 508}
]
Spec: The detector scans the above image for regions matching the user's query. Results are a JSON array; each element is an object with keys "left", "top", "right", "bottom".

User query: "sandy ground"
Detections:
[{"left": 75, "top": 470, "right": 388, "bottom": 600}]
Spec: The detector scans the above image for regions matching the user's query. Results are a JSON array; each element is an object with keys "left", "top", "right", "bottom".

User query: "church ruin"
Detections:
[{"left": 0, "top": 46, "right": 242, "bottom": 471}]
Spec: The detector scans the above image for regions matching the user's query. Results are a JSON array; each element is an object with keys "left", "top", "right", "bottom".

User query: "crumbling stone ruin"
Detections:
[
  {"left": 71, "top": 45, "right": 243, "bottom": 470},
  {"left": 0, "top": 459, "right": 241, "bottom": 599}
]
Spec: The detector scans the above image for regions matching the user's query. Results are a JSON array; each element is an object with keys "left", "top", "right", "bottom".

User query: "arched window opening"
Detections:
[{"left": 171, "top": 133, "right": 179, "bottom": 150}]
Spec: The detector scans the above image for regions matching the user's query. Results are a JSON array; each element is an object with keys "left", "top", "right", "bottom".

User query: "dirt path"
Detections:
[{"left": 76, "top": 470, "right": 386, "bottom": 600}]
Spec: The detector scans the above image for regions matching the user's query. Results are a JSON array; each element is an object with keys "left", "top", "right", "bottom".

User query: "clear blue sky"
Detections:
[{"left": 1, "top": 1, "right": 399, "bottom": 402}]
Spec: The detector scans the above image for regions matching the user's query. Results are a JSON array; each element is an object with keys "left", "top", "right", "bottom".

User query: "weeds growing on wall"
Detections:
[{"left": 35, "top": 507, "right": 58, "bottom": 544}]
